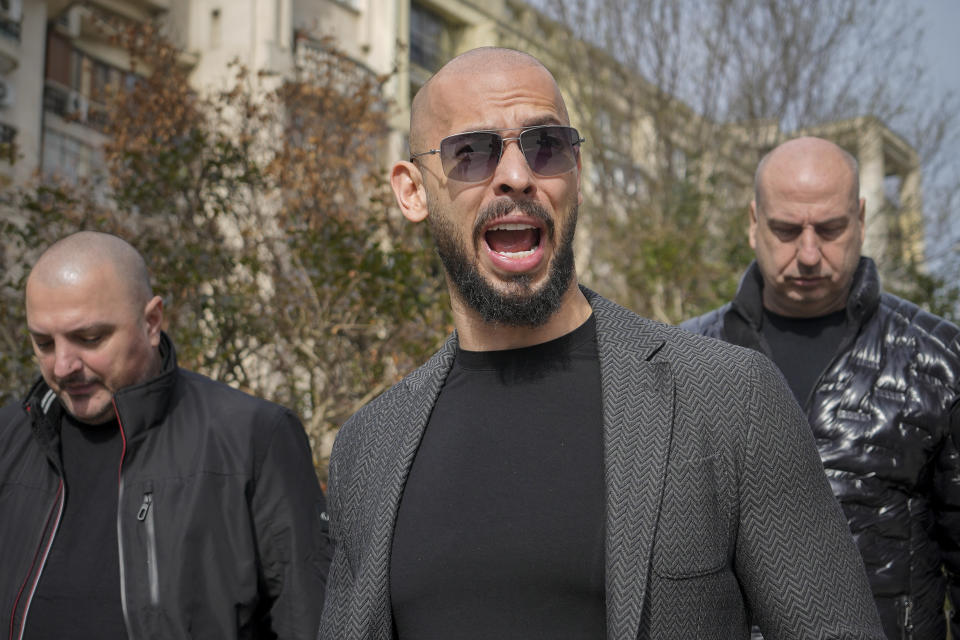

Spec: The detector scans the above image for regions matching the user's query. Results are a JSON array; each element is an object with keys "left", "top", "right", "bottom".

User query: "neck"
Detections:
[{"left": 451, "top": 281, "right": 592, "bottom": 351}]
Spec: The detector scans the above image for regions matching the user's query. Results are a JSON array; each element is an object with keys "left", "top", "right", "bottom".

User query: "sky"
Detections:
[
  {"left": 918, "top": 0, "right": 960, "bottom": 105},
  {"left": 913, "top": 0, "right": 960, "bottom": 270}
]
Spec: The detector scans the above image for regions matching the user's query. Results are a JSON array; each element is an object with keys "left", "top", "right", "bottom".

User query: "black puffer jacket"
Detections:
[
  {"left": 0, "top": 333, "right": 331, "bottom": 639},
  {"left": 682, "top": 258, "right": 960, "bottom": 639}
]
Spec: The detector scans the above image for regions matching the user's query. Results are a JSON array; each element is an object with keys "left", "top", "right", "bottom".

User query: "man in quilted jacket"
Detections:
[
  {"left": 317, "top": 48, "right": 884, "bottom": 639},
  {"left": 682, "top": 136, "right": 960, "bottom": 639}
]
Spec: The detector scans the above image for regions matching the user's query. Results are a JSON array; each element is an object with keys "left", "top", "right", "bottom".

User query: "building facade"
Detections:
[{"left": 0, "top": 0, "right": 925, "bottom": 276}]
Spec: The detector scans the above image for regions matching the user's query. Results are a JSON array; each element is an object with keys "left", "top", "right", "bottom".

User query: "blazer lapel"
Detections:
[
  {"left": 588, "top": 291, "right": 675, "bottom": 640},
  {"left": 365, "top": 334, "right": 458, "bottom": 638}
]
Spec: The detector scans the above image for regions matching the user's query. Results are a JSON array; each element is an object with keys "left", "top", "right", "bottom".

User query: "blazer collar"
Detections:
[{"left": 584, "top": 288, "right": 674, "bottom": 640}]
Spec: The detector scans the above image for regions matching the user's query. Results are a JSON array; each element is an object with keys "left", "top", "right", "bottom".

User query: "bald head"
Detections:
[
  {"left": 748, "top": 136, "right": 866, "bottom": 318},
  {"left": 25, "top": 232, "right": 164, "bottom": 424},
  {"left": 409, "top": 47, "right": 568, "bottom": 154},
  {"left": 27, "top": 231, "right": 153, "bottom": 311},
  {"left": 755, "top": 137, "right": 860, "bottom": 215}
]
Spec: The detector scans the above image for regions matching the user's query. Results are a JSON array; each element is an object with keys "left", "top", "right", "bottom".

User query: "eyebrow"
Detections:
[
  {"left": 766, "top": 215, "right": 850, "bottom": 228},
  {"left": 522, "top": 115, "right": 564, "bottom": 128},
  {"left": 29, "top": 322, "right": 115, "bottom": 338}
]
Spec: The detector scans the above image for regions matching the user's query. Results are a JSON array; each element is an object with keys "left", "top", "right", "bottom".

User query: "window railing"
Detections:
[
  {"left": 43, "top": 81, "right": 71, "bottom": 116},
  {"left": 43, "top": 79, "right": 109, "bottom": 132}
]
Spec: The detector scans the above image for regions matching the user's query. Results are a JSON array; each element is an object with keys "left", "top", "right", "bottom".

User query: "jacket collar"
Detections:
[
  {"left": 727, "top": 256, "right": 881, "bottom": 338},
  {"left": 23, "top": 331, "right": 180, "bottom": 450},
  {"left": 112, "top": 331, "right": 179, "bottom": 443}
]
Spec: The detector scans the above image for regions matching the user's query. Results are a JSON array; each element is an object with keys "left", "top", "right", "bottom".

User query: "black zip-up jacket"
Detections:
[
  {"left": 0, "top": 333, "right": 331, "bottom": 639},
  {"left": 681, "top": 258, "right": 960, "bottom": 640}
]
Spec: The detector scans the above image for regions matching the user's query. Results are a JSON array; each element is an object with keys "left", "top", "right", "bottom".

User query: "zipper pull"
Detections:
[{"left": 137, "top": 493, "right": 153, "bottom": 521}]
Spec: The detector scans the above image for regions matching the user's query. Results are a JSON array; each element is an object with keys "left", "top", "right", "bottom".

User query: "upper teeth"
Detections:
[{"left": 490, "top": 223, "right": 535, "bottom": 231}]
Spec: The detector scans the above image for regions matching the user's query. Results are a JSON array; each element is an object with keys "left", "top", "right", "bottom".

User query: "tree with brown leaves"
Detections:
[{"left": 1, "top": 21, "right": 448, "bottom": 476}]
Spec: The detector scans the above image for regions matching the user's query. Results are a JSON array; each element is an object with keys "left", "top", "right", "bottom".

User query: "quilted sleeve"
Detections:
[
  {"left": 734, "top": 351, "right": 885, "bottom": 639},
  {"left": 934, "top": 397, "right": 960, "bottom": 619}
]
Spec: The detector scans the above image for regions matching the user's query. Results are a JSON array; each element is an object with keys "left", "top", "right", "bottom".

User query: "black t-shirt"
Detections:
[
  {"left": 761, "top": 307, "right": 848, "bottom": 407},
  {"left": 390, "top": 315, "right": 606, "bottom": 640},
  {"left": 25, "top": 411, "right": 128, "bottom": 639}
]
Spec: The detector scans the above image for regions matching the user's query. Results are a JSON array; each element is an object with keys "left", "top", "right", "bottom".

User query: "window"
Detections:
[
  {"left": 0, "top": 121, "right": 16, "bottom": 163},
  {"left": 42, "top": 129, "right": 98, "bottom": 183},
  {"left": 0, "top": 0, "right": 22, "bottom": 40},
  {"left": 45, "top": 32, "right": 72, "bottom": 86},
  {"left": 410, "top": 3, "right": 447, "bottom": 72}
]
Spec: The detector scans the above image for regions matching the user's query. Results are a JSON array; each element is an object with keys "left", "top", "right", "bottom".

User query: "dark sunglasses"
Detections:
[{"left": 410, "top": 125, "right": 584, "bottom": 183}]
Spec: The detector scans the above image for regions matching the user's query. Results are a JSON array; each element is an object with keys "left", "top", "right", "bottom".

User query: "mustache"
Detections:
[
  {"left": 55, "top": 374, "right": 100, "bottom": 388},
  {"left": 473, "top": 199, "right": 555, "bottom": 246}
]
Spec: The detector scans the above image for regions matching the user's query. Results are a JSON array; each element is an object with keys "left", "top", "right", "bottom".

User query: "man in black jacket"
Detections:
[
  {"left": 0, "top": 231, "right": 331, "bottom": 639},
  {"left": 682, "top": 136, "right": 960, "bottom": 639}
]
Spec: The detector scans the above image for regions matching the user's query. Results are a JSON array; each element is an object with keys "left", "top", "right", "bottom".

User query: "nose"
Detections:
[
  {"left": 796, "top": 226, "right": 821, "bottom": 267},
  {"left": 494, "top": 138, "right": 535, "bottom": 196},
  {"left": 53, "top": 343, "right": 82, "bottom": 380}
]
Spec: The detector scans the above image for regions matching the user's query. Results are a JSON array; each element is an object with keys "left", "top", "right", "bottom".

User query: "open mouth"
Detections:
[{"left": 484, "top": 223, "right": 542, "bottom": 258}]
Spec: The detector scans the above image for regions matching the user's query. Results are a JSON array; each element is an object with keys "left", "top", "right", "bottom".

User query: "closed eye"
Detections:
[
  {"left": 814, "top": 222, "right": 848, "bottom": 240},
  {"left": 769, "top": 224, "right": 802, "bottom": 241}
]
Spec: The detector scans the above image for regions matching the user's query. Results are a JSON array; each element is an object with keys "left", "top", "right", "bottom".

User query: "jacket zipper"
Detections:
[
  {"left": 898, "top": 595, "right": 913, "bottom": 639},
  {"left": 12, "top": 480, "right": 65, "bottom": 640},
  {"left": 114, "top": 398, "right": 135, "bottom": 639},
  {"left": 137, "top": 491, "right": 159, "bottom": 605}
]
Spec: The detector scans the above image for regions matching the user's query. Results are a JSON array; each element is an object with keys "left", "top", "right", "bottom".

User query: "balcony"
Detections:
[
  {"left": 47, "top": 0, "right": 171, "bottom": 23},
  {"left": 43, "top": 80, "right": 109, "bottom": 132}
]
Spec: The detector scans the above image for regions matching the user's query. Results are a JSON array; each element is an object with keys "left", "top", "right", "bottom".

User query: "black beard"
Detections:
[{"left": 427, "top": 198, "right": 577, "bottom": 328}]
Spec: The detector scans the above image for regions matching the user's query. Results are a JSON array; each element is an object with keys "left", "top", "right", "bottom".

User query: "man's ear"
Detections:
[
  {"left": 748, "top": 200, "right": 759, "bottom": 249},
  {"left": 391, "top": 161, "right": 429, "bottom": 223},
  {"left": 144, "top": 295, "right": 164, "bottom": 348}
]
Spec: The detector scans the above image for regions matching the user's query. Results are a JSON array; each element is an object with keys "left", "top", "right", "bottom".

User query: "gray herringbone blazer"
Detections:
[{"left": 318, "top": 289, "right": 884, "bottom": 639}]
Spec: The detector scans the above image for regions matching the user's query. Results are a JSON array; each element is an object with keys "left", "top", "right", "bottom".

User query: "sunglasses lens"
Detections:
[
  {"left": 439, "top": 132, "right": 502, "bottom": 182},
  {"left": 520, "top": 126, "right": 580, "bottom": 176},
  {"left": 435, "top": 126, "right": 581, "bottom": 182}
]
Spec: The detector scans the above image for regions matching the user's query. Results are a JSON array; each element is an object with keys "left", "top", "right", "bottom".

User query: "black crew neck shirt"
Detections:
[
  {"left": 25, "top": 411, "right": 128, "bottom": 640},
  {"left": 761, "top": 307, "right": 848, "bottom": 407},
  {"left": 390, "top": 315, "right": 606, "bottom": 640}
]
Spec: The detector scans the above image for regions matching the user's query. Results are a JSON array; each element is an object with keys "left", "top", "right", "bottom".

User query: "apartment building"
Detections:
[{"left": 0, "top": 0, "right": 925, "bottom": 271}]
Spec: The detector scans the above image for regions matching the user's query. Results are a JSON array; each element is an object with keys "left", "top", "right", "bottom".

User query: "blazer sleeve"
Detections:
[
  {"left": 250, "top": 408, "right": 332, "bottom": 640},
  {"left": 733, "top": 351, "right": 885, "bottom": 639},
  {"left": 317, "top": 420, "right": 360, "bottom": 640}
]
